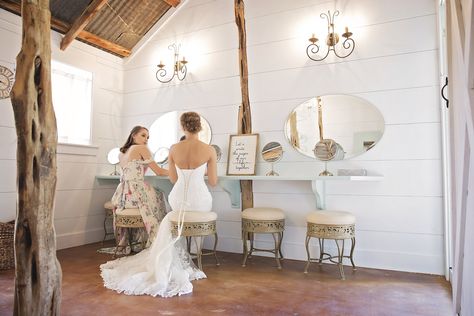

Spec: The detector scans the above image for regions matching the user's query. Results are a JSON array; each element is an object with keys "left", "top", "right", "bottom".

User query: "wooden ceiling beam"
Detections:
[
  {"left": 60, "top": 0, "right": 108, "bottom": 51},
  {"left": 0, "top": 0, "right": 130, "bottom": 57},
  {"left": 163, "top": 0, "right": 180, "bottom": 7},
  {"left": 78, "top": 30, "right": 131, "bottom": 57}
]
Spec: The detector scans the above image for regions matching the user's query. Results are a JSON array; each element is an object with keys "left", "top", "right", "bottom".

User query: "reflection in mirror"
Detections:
[
  {"left": 261, "top": 142, "right": 283, "bottom": 176},
  {"left": 285, "top": 94, "right": 384, "bottom": 160},
  {"left": 107, "top": 147, "right": 120, "bottom": 175},
  {"left": 211, "top": 144, "right": 222, "bottom": 162},
  {"left": 148, "top": 111, "right": 212, "bottom": 157},
  {"left": 154, "top": 147, "right": 170, "bottom": 166}
]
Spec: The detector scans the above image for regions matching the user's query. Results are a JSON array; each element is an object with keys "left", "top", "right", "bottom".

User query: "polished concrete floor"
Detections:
[{"left": 0, "top": 242, "right": 452, "bottom": 316}]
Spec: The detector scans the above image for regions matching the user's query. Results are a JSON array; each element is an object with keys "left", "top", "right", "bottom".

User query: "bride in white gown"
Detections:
[{"left": 101, "top": 112, "right": 218, "bottom": 297}]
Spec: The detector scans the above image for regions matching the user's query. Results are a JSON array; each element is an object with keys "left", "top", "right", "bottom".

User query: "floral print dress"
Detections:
[{"left": 111, "top": 159, "right": 167, "bottom": 249}]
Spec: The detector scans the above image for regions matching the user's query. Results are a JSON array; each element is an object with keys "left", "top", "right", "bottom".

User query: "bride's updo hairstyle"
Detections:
[{"left": 180, "top": 111, "right": 202, "bottom": 134}]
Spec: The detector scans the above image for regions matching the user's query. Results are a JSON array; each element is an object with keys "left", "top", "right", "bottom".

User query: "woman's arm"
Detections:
[
  {"left": 167, "top": 145, "right": 178, "bottom": 183},
  {"left": 137, "top": 145, "right": 169, "bottom": 176},
  {"left": 206, "top": 145, "right": 218, "bottom": 186}
]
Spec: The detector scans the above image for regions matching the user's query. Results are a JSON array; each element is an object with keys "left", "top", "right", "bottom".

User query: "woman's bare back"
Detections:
[{"left": 171, "top": 140, "right": 211, "bottom": 169}]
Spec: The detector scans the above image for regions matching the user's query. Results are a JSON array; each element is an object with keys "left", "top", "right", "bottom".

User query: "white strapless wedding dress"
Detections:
[{"left": 100, "top": 163, "right": 212, "bottom": 297}]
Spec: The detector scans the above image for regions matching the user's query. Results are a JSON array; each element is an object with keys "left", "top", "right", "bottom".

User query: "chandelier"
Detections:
[
  {"left": 156, "top": 43, "right": 188, "bottom": 83},
  {"left": 306, "top": 10, "right": 355, "bottom": 61}
]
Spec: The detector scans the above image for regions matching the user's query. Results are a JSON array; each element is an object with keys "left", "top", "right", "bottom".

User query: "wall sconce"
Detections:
[
  {"left": 306, "top": 10, "right": 355, "bottom": 61},
  {"left": 156, "top": 43, "right": 188, "bottom": 83}
]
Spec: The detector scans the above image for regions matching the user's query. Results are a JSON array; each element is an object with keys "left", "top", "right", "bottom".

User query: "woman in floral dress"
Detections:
[{"left": 111, "top": 126, "right": 169, "bottom": 251}]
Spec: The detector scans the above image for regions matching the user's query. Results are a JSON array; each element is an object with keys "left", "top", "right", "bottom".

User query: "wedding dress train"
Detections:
[{"left": 100, "top": 162, "right": 212, "bottom": 297}]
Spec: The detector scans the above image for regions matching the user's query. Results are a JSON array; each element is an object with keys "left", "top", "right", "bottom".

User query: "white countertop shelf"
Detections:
[{"left": 96, "top": 174, "right": 383, "bottom": 209}]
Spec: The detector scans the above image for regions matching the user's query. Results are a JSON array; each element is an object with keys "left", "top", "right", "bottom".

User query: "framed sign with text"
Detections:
[{"left": 226, "top": 134, "right": 259, "bottom": 175}]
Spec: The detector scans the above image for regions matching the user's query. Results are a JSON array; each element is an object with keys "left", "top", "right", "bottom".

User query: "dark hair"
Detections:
[
  {"left": 180, "top": 112, "right": 202, "bottom": 134},
  {"left": 180, "top": 135, "right": 186, "bottom": 141},
  {"left": 120, "top": 126, "right": 148, "bottom": 153}
]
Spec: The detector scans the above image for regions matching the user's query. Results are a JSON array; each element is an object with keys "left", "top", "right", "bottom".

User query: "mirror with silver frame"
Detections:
[
  {"left": 284, "top": 94, "right": 384, "bottom": 168},
  {"left": 148, "top": 111, "right": 212, "bottom": 163},
  {"left": 211, "top": 144, "right": 222, "bottom": 162},
  {"left": 154, "top": 147, "right": 170, "bottom": 167},
  {"left": 261, "top": 142, "right": 283, "bottom": 176},
  {"left": 107, "top": 147, "right": 121, "bottom": 175}
]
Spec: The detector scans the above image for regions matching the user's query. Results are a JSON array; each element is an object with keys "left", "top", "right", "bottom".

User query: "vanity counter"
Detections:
[{"left": 96, "top": 175, "right": 383, "bottom": 209}]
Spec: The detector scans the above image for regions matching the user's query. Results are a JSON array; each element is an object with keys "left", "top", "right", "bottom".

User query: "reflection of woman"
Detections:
[
  {"left": 111, "top": 126, "right": 168, "bottom": 250},
  {"left": 101, "top": 112, "right": 218, "bottom": 297}
]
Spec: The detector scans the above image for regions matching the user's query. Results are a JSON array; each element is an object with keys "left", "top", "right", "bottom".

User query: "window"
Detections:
[{"left": 51, "top": 61, "right": 92, "bottom": 145}]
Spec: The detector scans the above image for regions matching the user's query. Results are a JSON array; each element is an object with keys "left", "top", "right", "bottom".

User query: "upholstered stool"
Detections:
[
  {"left": 304, "top": 210, "right": 356, "bottom": 279},
  {"left": 170, "top": 211, "right": 219, "bottom": 271},
  {"left": 103, "top": 201, "right": 115, "bottom": 244},
  {"left": 241, "top": 207, "right": 285, "bottom": 269},
  {"left": 114, "top": 208, "right": 146, "bottom": 257}
]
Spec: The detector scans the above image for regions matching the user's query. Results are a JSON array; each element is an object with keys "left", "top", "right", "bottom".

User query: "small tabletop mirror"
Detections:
[
  {"left": 154, "top": 147, "right": 170, "bottom": 167},
  {"left": 261, "top": 142, "right": 283, "bottom": 176},
  {"left": 107, "top": 147, "right": 120, "bottom": 175},
  {"left": 211, "top": 144, "right": 222, "bottom": 162}
]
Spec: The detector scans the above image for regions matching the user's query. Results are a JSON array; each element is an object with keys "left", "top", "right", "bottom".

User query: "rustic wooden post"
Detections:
[
  {"left": 10, "top": 0, "right": 62, "bottom": 314},
  {"left": 234, "top": 0, "right": 253, "bottom": 211}
]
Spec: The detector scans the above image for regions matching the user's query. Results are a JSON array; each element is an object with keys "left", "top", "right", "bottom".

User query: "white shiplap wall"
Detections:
[
  {"left": 0, "top": 10, "right": 122, "bottom": 249},
  {"left": 122, "top": 0, "right": 444, "bottom": 274}
]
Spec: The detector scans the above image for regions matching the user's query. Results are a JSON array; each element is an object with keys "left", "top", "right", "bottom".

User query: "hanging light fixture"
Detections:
[
  {"left": 156, "top": 43, "right": 188, "bottom": 83},
  {"left": 306, "top": 10, "right": 355, "bottom": 61}
]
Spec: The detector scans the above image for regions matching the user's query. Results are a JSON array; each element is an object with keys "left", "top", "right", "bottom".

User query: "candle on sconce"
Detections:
[{"left": 344, "top": 26, "right": 349, "bottom": 33}]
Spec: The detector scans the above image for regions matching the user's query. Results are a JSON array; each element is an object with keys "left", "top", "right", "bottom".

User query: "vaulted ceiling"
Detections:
[{"left": 0, "top": 0, "right": 181, "bottom": 57}]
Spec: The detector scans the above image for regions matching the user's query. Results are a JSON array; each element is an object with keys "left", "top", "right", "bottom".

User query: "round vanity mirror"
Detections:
[
  {"left": 261, "top": 142, "right": 283, "bottom": 176},
  {"left": 148, "top": 111, "right": 212, "bottom": 157},
  {"left": 107, "top": 147, "right": 120, "bottom": 175},
  {"left": 211, "top": 144, "right": 222, "bottom": 162},
  {"left": 154, "top": 147, "right": 170, "bottom": 166},
  {"left": 284, "top": 94, "right": 384, "bottom": 160}
]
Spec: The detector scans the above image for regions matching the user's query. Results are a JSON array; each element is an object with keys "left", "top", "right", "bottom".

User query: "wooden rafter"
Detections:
[
  {"left": 163, "top": 0, "right": 180, "bottom": 7},
  {"left": 60, "top": 0, "right": 108, "bottom": 51},
  {"left": 79, "top": 30, "right": 131, "bottom": 57},
  {"left": 0, "top": 0, "right": 131, "bottom": 57}
]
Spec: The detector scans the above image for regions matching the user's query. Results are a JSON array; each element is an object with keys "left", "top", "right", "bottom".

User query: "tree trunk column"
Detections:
[
  {"left": 235, "top": 0, "right": 253, "bottom": 211},
  {"left": 10, "top": 0, "right": 62, "bottom": 314}
]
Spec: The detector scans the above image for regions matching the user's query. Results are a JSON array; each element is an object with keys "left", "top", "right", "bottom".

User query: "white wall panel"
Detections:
[
  {"left": 249, "top": 51, "right": 439, "bottom": 103},
  {"left": 124, "top": 48, "right": 239, "bottom": 93},
  {"left": 0, "top": 99, "right": 15, "bottom": 127},
  {"left": 0, "top": 127, "right": 16, "bottom": 160},
  {"left": 246, "top": 15, "right": 437, "bottom": 75},
  {"left": 117, "top": 0, "right": 444, "bottom": 274},
  {"left": 326, "top": 195, "right": 444, "bottom": 234},
  {"left": 0, "top": 0, "right": 445, "bottom": 274},
  {"left": 0, "top": 160, "right": 16, "bottom": 193},
  {"left": 0, "top": 9, "right": 124, "bottom": 249},
  {"left": 125, "top": 23, "right": 238, "bottom": 70},
  {"left": 150, "top": 0, "right": 235, "bottom": 42},
  {"left": 0, "top": 192, "right": 15, "bottom": 222}
]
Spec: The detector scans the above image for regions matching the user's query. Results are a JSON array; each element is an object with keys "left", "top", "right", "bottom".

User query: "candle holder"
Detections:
[
  {"left": 156, "top": 43, "right": 188, "bottom": 83},
  {"left": 306, "top": 10, "right": 355, "bottom": 61}
]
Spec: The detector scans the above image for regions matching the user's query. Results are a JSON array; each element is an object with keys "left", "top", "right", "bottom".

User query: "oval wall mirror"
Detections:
[
  {"left": 148, "top": 111, "right": 212, "bottom": 155},
  {"left": 211, "top": 144, "right": 222, "bottom": 162},
  {"left": 154, "top": 147, "right": 170, "bottom": 166},
  {"left": 261, "top": 141, "right": 283, "bottom": 176},
  {"left": 284, "top": 95, "right": 384, "bottom": 159}
]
